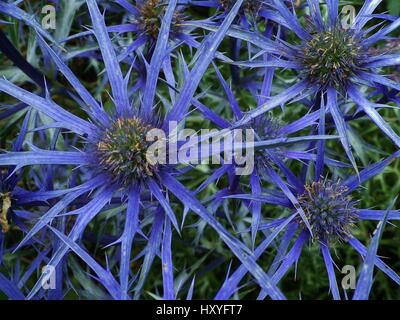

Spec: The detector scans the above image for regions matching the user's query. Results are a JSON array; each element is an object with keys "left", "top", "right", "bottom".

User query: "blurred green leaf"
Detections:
[{"left": 389, "top": 0, "right": 400, "bottom": 16}]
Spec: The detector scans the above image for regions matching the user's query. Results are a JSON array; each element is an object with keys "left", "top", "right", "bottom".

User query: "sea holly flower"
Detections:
[
  {"left": 192, "top": 0, "right": 400, "bottom": 168},
  {"left": 0, "top": 0, "right": 399, "bottom": 301},
  {"left": 249, "top": 115, "right": 286, "bottom": 174},
  {"left": 295, "top": 179, "right": 358, "bottom": 242},
  {"left": 185, "top": 0, "right": 291, "bottom": 89},
  {"left": 0, "top": 0, "right": 289, "bottom": 300},
  {"left": 190, "top": 59, "right": 344, "bottom": 248},
  {"left": 104, "top": 0, "right": 190, "bottom": 64},
  {"left": 216, "top": 151, "right": 400, "bottom": 300},
  {"left": 60, "top": 0, "right": 224, "bottom": 103},
  {"left": 195, "top": 109, "right": 345, "bottom": 248},
  {"left": 63, "top": 0, "right": 191, "bottom": 60}
]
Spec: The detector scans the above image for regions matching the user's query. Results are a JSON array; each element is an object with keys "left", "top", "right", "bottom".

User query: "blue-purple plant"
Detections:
[{"left": 0, "top": 0, "right": 399, "bottom": 300}]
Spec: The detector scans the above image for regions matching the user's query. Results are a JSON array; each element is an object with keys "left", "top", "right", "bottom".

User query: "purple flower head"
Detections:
[
  {"left": 298, "top": 27, "right": 367, "bottom": 91},
  {"left": 210, "top": 0, "right": 400, "bottom": 171},
  {"left": 0, "top": 0, "right": 291, "bottom": 300},
  {"left": 0, "top": 0, "right": 185, "bottom": 299},
  {"left": 217, "top": 150, "right": 400, "bottom": 300},
  {"left": 58, "top": 0, "right": 190, "bottom": 82},
  {"left": 92, "top": 117, "right": 158, "bottom": 186},
  {"left": 1, "top": 0, "right": 399, "bottom": 300},
  {"left": 296, "top": 179, "right": 358, "bottom": 242},
  {"left": 111, "top": 0, "right": 188, "bottom": 49},
  {"left": 263, "top": 0, "right": 400, "bottom": 96}
]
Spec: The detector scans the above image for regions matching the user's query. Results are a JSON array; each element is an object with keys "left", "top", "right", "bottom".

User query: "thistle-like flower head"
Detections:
[
  {"left": 297, "top": 179, "right": 358, "bottom": 242},
  {"left": 0, "top": 0, "right": 283, "bottom": 300},
  {"left": 94, "top": 117, "right": 158, "bottom": 187},
  {"left": 299, "top": 27, "right": 365, "bottom": 90},
  {"left": 228, "top": 0, "right": 400, "bottom": 159}
]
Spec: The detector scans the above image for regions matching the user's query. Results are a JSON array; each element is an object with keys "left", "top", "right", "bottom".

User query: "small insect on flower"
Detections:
[{"left": 297, "top": 179, "right": 358, "bottom": 242}]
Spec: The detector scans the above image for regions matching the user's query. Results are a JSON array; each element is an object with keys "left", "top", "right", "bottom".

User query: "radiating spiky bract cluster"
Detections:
[
  {"left": 0, "top": 0, "right": 400, "bottom": 301},
  {"left": 300, "top": 28, "right": 364, "bottom": 89},
  {"left": 298, "top": 180, "right": 358, "bottom": 242},
  {"left": 96, "top": 117, "right": 157, "bottom": 186}
]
